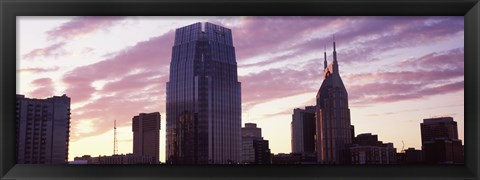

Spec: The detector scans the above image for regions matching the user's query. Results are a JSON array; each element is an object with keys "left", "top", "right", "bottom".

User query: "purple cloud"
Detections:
[
  {"left": 22, "top": 42, "right": 66, "bottom": 60},
  {"left": 47, "top": 16, "right": 126, "bottom": 40},
  {"left": 29, "top": 78, "right": 54, "bottom": 98}
]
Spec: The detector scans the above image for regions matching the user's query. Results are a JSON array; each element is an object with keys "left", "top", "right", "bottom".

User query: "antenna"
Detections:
[
  {"left": 401, "top": 140, "right": 405, "bottom": 153},
  {"left": 114, "top": 120, "right": 118, "bottom": 155}
]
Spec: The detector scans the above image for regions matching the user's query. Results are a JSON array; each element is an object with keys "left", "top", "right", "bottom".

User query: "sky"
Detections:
[{"left": 16, "top": 16, "right": 464, "bottom": 162}]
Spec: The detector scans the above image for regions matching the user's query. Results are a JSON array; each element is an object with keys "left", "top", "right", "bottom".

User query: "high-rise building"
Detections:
[
  {"left": 349, "top": 133, "right": 397, "bottom": 164},
  {"left": 421, "top": 117, "right": 458, "bottom": 144},
  {"left": 420, "top": 117, "right": 464, "bottom": 164},
  {"left": 241, "top": 123, "right": 271, "bottom": 164},
  {"left": 315, "top": 39, "right": 352, "bottom": 164},
  {"left": 166, "top": 22, "right": 242, "bottom": 164},
  {"left": 132, "top": 112, "right": 160, "bottom": 164},
  {"left": 291, "top": 106, "right": 316, "bottom": 155},
  {"left": 16, "top": 94, "right": 71, "bottom": 164}
]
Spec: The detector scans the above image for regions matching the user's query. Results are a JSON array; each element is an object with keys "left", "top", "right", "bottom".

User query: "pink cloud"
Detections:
[
  {"left": 350, "top": 81, "right": 463, "bottom": 105},
  {"left": 47, "top": 16, "right": 125, "bottom": 40},
  {"left": 29, "top": 78, "right": 54, "bottom": 98},
  {"left": 62, "top": 31, "right": 174, "bottom": 103},
  {"left": 22, "top": 42, "right": 66, "bottom": 60},
  {"left": 229, "top": 16, "right": 340, "bottom": 61},
  {"left": 239, "top": 59, "right": 321, "bottom": 110},
  {"left": 17, "top": 66, "right": 60, "bottom": 73}
]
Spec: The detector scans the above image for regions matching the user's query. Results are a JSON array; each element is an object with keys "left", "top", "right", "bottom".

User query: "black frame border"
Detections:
[{"left": 1, "top": 0, "right": 479, "bottom": 180}]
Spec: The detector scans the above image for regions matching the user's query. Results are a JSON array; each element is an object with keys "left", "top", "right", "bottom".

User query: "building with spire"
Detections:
[{"left": 315, "top": 38, "right": 353, "bottom": 164}]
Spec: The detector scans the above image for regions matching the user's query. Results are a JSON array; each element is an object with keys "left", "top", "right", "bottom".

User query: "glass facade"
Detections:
[{"left": 166, "top": 22, "right": 241, "bottom": 164}]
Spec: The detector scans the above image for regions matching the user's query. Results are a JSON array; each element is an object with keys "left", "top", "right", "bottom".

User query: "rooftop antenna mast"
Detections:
[{"left": 114, "top": 120, "right": 118, "bottom": 155}]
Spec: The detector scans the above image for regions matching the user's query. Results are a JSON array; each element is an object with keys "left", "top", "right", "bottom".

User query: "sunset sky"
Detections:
[{"left": 16, "top": 16, "right": 464, "bottom": 162}]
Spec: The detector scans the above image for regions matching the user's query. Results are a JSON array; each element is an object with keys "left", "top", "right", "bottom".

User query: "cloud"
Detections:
[
  {"left": 239, "top": 59, "right": 321, "bottom": 110},
  {"left": 17, "top": 66, "right": 60, "bottom": 73},
  {"left": 29, "top": 78, "right": 54, "bottom": 98},
  {"left": 392, "top": 48, "right": 464, "bottom": 71},
  {"left": 62, "top": 30, "right": 174, "bottom": 103},
  {"left": 47, "top": 16, "right": 126, "bottom": 40},
  {"left": 22, "top": 42, "right": 66, "bottom": 60},
  {"left": 351, "top": 81, "right": 463, "bottom": 104},
  {"left": 344, "top": 48, "right": 464, "bottom": 105},
  {"left": 289, "top": 16, "right": 463, "bottom": 65}
]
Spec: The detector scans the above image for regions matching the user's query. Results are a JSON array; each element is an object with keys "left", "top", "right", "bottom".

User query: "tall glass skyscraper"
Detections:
[{"left": 166, "top": 22, "right": 242, "bottom": 164}]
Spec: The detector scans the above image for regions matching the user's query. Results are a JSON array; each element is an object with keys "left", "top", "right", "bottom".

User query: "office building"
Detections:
[
  {"left": 241, "top": 123, "right": 271, "bottom": 164},
  {"left": 132, "top": 112, "right": 160, "bottom": 164},
  {"left": 315, "top": 39, "right": 352, "bottom": 164},
  {"left": 350, "top": 133, "right": 397, "bottom": 164},
  {"left": 420, "top": 117, "right": 464, "bottom": 164},
  {"left": 291, "top": 106, "right": 316, "bottom": 155},
  {"left": 166, "top": 22, "right": 242, "bottom": 164},
  {"left": 16, "top": 94, "right": 71, "bottom": 164},
  {"left": 242, "top": 123, "right": 262, "bottom": 138}
]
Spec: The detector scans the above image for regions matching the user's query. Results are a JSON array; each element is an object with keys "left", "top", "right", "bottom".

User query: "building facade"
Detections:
[
  {"left": 420, "top": 117, "right": 464, "bottom": 164},
  {"left": 132, "top": 112, "right": 160, "bottom": 164},
  {"left": 315, "top": 40, "right": 352, "bottom": 164},
  {"left": 241, "top": 123, "right": 271, "bottom": 164},
  {"left": 16, "top": 94, "right": 71, "bottom": 164},
  {"left": 349, "top": 133, "right": 397, "bottom": 164},
  {"left": 291, "top": 106, "right": 316, "bottom": 155},
  {"left": 166, "top": 22, "right": 242, "bottom": 164},
  {"left": 172, "top": 111, "right": 197, "bottom": 164}
]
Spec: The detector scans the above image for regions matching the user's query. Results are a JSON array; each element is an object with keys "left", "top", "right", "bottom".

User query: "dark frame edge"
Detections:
[
  {"left": 1, "top": 0, "right": 480, "bottom": 180},
  {"left": 465, "top": 1, "right": 480, "bottom": 179}
]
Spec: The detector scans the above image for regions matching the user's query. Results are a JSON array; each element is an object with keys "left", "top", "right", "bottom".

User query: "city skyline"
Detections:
[{"left": 17, "top": 16, "right": 464, "bottom": 162}]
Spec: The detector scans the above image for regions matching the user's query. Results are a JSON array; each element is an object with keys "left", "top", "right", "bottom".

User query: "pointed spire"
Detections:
[
  {"left": 333, "top": 34, "right": 337, "bottom": 64},
  {"left": 333, "top": 34, "right": 336, "bottom": 52},
  {"left": 324, "top": 45, "right": 327, "bottom": 70}
]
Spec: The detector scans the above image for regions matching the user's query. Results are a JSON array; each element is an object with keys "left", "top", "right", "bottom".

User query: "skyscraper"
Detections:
[
  {"left": 16, "top": 94, "right": 71, "bottom": 164},
  {"left": 291, "top": 106, "right": 316, "bottom": 155},
  {"left": 166, "top": 22, "right": 242, "bottom": 164},
  {"left": 315, "top": 39, "right": 352, "bottom": 164},
  {"left": 132, "top": 112, "right": 160, "bottom": 164}
]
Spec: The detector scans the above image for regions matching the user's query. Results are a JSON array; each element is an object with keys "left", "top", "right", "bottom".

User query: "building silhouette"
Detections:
[
  {"left": 420, "top": 117, "right": 464, "bottom": 164},
  {"left": 16, "top": 94, "right": 71, "bottom": 164},
  {"left": 291, "top": 106, "right": 316, "bottom": 155},
  {"left": 397, "top": 148, "right": 424, "bottom": 164},
  {"left": 349, "top": 133, "right": 396, "bottom": 164},
  {"left": 71, "top": 154, "right": 156, "bottom": 164},
  {"left": 132, "top": 112, "right": 160, "bottom": 164},
  {"left": 166, "top": 22, "right": 242, "bottom": 164},
  {"left": 315, "top": 39, "right": 352, "bottom": 164},
  {"left": 241, "top": 123, "right": 271, "bottom": 164}
]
